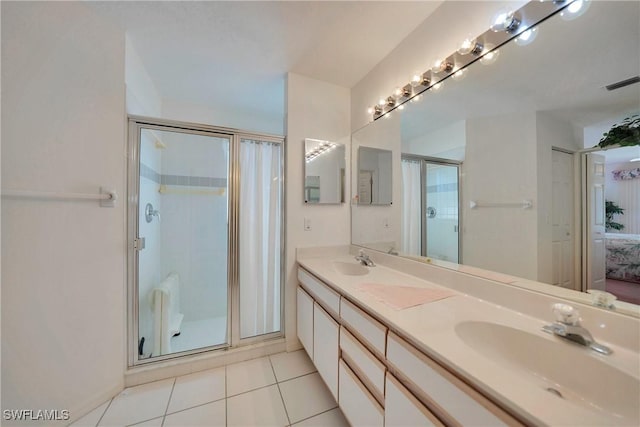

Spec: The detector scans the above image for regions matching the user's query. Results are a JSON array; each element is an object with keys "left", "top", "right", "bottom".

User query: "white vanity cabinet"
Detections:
[
  {"left": 386, "top": 332, "right": 520, "bottom": 426},
  {"left": 339, "top": 359, "right": 384, "bottom": 427},
  {"left": 385, "top": 372, "right": 443, "bottom": 427},
  {"left": 314, "top": 301, "right": 339, "bottom": 399},
  {"left": 296, "top": 287, "right": 314, "bottom": 359},
  {"left": 297, "top": 268, "right": 341, "bottom": 400},
  {"left": 296, "top": 266, "right": 523, "bottom": 427}
]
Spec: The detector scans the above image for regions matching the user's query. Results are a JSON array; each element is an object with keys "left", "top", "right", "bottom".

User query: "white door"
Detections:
[
  {"left": 551, "top": 150, "right": 575, "bottom": 289},
  {"left": 585, "top": 153, "right": 606, "bottom": 291}
]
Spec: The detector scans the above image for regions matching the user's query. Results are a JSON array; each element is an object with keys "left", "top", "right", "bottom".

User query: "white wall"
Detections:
[
  {"left": 285, "top": 73, "right": 350, "bottom": 350},
  {"left": 1, "top": 1, "right": 125, "bottom": 424},
  {"left": 463, "top": 112, "right": 538, "bottom": 280},
  {"left": 126, "top": 36, "right": 162, "bottom": 117},
  {"left": 351, "top": 1, "right": 526, "bottom": 132},
  {"left": 162, "top": 98, "right": 284, "bottom": 136},
  {"left": 402, "top": 120, "right": 466, "bottom": 161}
]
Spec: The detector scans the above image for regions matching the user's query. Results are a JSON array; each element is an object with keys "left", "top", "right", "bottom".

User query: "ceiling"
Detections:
[{"left": 88, "top": 1, "right": 442, "bottom": 120}]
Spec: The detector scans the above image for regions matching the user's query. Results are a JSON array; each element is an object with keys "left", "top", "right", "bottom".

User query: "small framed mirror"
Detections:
[
  {"left": 357, "top": 146, "right": 392, "bottom": 205},
  {"left": 304, "top": 138, "right": 346, "bottom": 204}
]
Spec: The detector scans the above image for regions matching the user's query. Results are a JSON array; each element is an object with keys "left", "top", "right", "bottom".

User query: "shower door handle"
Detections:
[{"left": 134, "top": 237, "right": 146, "bottom": 251}]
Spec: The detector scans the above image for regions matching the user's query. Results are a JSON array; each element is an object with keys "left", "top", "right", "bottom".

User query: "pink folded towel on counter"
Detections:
[{"left": 356, "top": 283, "right": 457, "bottom": 310}]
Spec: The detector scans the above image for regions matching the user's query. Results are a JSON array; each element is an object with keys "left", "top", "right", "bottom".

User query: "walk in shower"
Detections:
[{"left": 128, "top": 117, "right": 283, "bottom": 365}]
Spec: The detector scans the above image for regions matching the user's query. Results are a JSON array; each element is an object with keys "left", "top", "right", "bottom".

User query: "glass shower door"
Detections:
[
  {"left": 136, "top": 127, "right": 230, "bottom": 359},
  {"left": 424, "top": 162, "right": 460, "bottom": 263}
]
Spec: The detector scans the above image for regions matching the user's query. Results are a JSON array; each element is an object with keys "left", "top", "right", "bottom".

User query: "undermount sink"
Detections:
[
  {"left": 455, "top": 321, "right": 639, "bottom": 424},
  {"left": 332, "top": 261, "right": 369, "bottom": 276}
]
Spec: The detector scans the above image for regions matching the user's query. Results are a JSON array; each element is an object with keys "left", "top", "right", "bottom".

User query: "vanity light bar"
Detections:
[
  {"left": 305, "top": 141, "right": 337, "bottom": 163},
  {"left": 368, "top": 0, "right": 583, "bottom": 121}
]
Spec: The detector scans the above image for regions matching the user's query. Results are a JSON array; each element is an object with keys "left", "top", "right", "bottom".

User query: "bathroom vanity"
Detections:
[{"left": 296, "top": 247, "right": 640, "bottom": 426}]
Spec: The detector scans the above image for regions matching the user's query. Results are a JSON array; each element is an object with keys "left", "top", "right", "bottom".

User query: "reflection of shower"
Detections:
[{"left": 145, "top": 203, "right": 160, "bottom": 223}]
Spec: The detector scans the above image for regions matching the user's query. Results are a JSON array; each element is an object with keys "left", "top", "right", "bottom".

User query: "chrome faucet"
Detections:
[
  {"left": 542, "top": 303, "right": 612, "bottom": 355},
  {"left": 355, "top": 249, "right": 375, "bottom": 267}
]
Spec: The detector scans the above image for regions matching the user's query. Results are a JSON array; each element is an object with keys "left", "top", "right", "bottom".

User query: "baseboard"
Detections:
[
  {"left": 65, "top": 382, "right": 122, "bottom": 427},
  {"left": 124, "top": 338, "right": 287, "bottom": 387}
]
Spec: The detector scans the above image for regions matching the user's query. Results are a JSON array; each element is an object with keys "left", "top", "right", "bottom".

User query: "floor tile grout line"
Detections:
[
  {"left": 288, "top": 406, "right": 339, "bottom": 426},
  {"left": 276, "top": 370, "right": 318, "bottom": 386},
  {"left": 269, "top": 356, "right": 291, "bottom": 426},
  {"left": 160, "top": 378, "right": 176, "bottom": 427},
  {"left": 226, "top": 380, "right": 278, "bottom": 399},
  {"left": 94, "top": 397, "right": 114, "bottom": 427},
  {"left": 224, "top": 365, "right": 228, "bottom": 427},
  {"left": 162, "top": 395, "right": 227, "bottom": 418}
]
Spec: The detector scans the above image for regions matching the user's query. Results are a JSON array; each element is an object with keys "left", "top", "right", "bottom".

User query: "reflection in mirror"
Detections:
[
  {"left": 304, "top": 138, "right": 345, "bottom": 204},
  {"left": 351, "top": 1, "right": 640, "bottom": 313},
  {"left": 357, "top": 146, "right": 393, "bottom": 205}
]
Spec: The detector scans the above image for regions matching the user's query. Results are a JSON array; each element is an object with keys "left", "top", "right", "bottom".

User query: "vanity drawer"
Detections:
[
  {"left": 386, "top": 332, "right": 515, "bottom": 427},
  {"left": 298, "top": 267, "right": 340, "bottom": 316},
  {"left": 340, "top": 326, "right": 386, "bottom": 403},
  {"left": 338, "top": 358, "right": 384, "bottom": 427},
  {"left": 385, "top": 372, "right": 443, "bottom": 427},
  {"left": 340, "top": 298, "right": 387, "bottom": 357}
]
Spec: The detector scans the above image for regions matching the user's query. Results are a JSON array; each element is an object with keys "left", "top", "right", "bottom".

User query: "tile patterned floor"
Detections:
[{"left": 70, "top": 350, "right": 348, "bottom": 427}]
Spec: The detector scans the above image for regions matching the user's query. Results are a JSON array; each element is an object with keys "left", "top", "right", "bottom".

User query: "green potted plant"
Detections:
[
  {"left": 605, "top": 200, "right": 625, "bottom": 232},
  {"left": 596, "top": 115, "right": 640, "bottom": 149}
]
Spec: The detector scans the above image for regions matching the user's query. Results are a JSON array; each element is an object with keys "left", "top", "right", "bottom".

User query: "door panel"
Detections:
[
  {"left": 137, "top": 127, "right": 230, "bottom": 358},
  {"left": 551, "top": 150, "right": 574, "bottom": 289},
  {"left": 586, "top": 153, "right": 606, "bottom": 291}
]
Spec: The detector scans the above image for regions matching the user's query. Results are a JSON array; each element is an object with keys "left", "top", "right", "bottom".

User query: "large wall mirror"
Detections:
[
  {"left": 351, "top": 1, "right": 640, "bottom": 314},
  {"left": 304, "top": 138, "right": 346, "bottom": 204},
  {"left": 357, "top": 146, "right": 393, "bottom": 205}
]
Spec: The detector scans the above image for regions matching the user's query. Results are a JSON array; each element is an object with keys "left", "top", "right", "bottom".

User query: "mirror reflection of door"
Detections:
[
  {"left": 585, "top": 153, "right": 607, "bottom": 292},
  {"left": 551, "top": 149, "right": 575, "bottom": 290},
  {"left": 401, "top": 156, "right": 460, "bottom": 263},
  {"left": 358, "top": 170, "right": 373, "bottom": 204},
  {"left": 425, "top": 163, "right": 459, "bottom": 263}
]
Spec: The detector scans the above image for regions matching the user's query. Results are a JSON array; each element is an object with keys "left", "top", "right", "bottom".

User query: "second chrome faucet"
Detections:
[{"left": 542, "top": 303, "right": 612, "bottom": 355}]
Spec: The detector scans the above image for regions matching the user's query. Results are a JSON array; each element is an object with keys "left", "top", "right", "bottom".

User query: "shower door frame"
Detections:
[
  {"left": 402, "top": 154, "right": 463, "bottom": 263},
  {"left": 127, "top": 116, "right": 285, "bottom": 367}
]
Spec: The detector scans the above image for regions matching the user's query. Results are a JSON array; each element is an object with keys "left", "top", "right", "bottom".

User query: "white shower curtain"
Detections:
[
  {"left": 401, "top": 159, "right": 422, "bottom": 255},
  {"left": 239, "top": 139, "right": 282, "bottom": 339}
]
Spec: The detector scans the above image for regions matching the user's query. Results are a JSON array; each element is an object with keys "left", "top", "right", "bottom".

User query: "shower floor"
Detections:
[{"left": 171, "top": 315, "right": 228, "bottom": 353}]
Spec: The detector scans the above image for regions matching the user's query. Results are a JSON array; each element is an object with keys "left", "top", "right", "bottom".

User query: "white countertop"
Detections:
[{"left": 297, "top": 249, "right": 640, "bottom": 426}]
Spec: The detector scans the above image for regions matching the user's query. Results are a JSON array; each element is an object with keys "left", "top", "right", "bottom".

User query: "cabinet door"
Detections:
[
  {"left": 297, "top": 287, "right": 314, "bottom": 359},
  {"left": 338, "top": 359, "right": 384, "bottom": 427},
  {"left": 385, "top": 373, "right": 443, "bottom": 427},
  {"left": 313, "top": 302, "right": 339, "bottom": 400}
]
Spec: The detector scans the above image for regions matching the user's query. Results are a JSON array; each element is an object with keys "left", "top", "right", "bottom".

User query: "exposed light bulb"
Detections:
[
  {"left": 394, "top": 87, "right": 403, "bottom": 98},
  {"left": 491, "top": 10, "right": 521, "bottom": 33},
  {"left": 430, "top": 82, "right": 443, "bottom": 91},
  {"left": 367, "top": 107, "right": 374, "bottom": 115},
  {"left": 378, "top": 98, "right": 386, "bottom": 106},
  {"left": 411, "top": 73, "right": 421, "bottom": 87},
  {"left": 458, "top": 38, "right": 484, "bottom": 55},
  {"left": 432, "top": 59, "right": 453, "bottom": 74}
]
